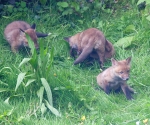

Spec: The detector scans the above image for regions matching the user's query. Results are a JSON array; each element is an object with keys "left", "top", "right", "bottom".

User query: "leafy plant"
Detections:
[
  {"left": 15, "top": 34, "right": 61, "bottom": 117},
  {"left": 56, "top": 0, "right": 112, "bottom": 16},
  {"left": 1, "top": 1, "right": 28, "bottom": 16}
]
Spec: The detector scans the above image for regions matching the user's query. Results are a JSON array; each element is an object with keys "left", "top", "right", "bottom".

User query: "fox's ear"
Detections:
[
  {"left": 126, "top": 57, "right": 131, "bottom": 65},
  {"left": 31, "top": 23, "right": 36, "bottom": 30},
  {"left": 111, "top": 58, "right": 118, "bottom": 66},
  {"left": 64, "top": 37, "right": 70, "bottom": 42}
]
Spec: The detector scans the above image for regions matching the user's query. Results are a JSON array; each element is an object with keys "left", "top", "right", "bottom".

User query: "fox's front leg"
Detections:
[
  {"left": 11, "top": 42, "right": 19, "bottom": 53},
  {"left": 121, "top": 83, "right": 133, "bottom": 100},
  {"left": 102, "top": 80, "right": 111, "bottom": 94},
  {"left": 104, "top": 85, "right": 111, "bottom": 94}
]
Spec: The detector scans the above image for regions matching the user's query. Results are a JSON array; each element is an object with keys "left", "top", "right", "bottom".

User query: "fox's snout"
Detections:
[
  {"left": 119, "top": 74, "right": 129, "bottom": 81},
  {"left": 121, "top": 77, "right": 129, "bottom": 81}
]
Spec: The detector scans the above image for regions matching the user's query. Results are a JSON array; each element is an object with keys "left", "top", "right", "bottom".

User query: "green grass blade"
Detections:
[
  {"left": 37, "top": 86, "right": 44, "bottom": 105},
  {"left": 45, "top": 100, "right": 61, "bottom": 117},
  {"left": 19, "top": 58, "right": 31, "bottom": 67},
  {"left": 41, "top": 103, "right": 47, "bottom": 116},
  {"left": 0, "top": 88, "right": 10, "bottom": 92},
  {"left": 41, "top": 78, "right": 53, "bottom": 106},
  {"left": 25, "top": 79, "right": 36, "bottom": 87},
  {"left": 15, "top": 72, "right": 26, "bottom": 91}
]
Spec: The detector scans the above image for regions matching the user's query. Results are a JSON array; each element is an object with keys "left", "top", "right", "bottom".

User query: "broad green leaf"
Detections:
[
  {"left": 146, "top": 15, "right": 150, "bottom": 21},
  {"left": 37, "top": 86, "right": 44, "bottom": 105},
  {"left": 15, "top": 72, "right": 26, "bottom": 91},
  {"left": 45, "top": 100, "right": 61, "bottom": 117},
  {"left": 62, "top": 10, "right": 69, "bottom": 15},
  {"left": 2, "top": 16, "right": 10, "bottom": 18},
  {"left": 40, "top": 0, "right": 47, "bottom": 5},
  {"left": 114, "top": 36, "right": 134, "bottom": 48},
  {"left": 26, "top": 34, "right": 35, "bottom": 55},
  {"left": 17, "top": 116, "right": 24, "bottom": 122},
  {"left": 124, "top": 25, "right": 136, "bottom": 33},
  {"left": 19, "top": 58, "right": 31, "bottom": 67},
  {"left": 25, "top": 79, "right": 36, "bottom": 87},
  {"left": 41, "top": 103, "right": 47, "bottom": 116},
  {"left": 29, "top": 50, "right": 38, "bottom": 70},
  {"left": 20, "top": 1, "right": 26, "bottom": 8},
  {"left": 77, "top": 20, "right": 83, "bottom": 24},
  {"left": 6, "top": 108, "right": 14, "bottom": 116},
  {"left": 57, "top": 2, "right": 68, "bottom": 8},
  {"left": 4, "top": 97, "right": 10, "bottom": 104},
  {"left": 41, "top": 78, "right": 53, "bottom": 106}
]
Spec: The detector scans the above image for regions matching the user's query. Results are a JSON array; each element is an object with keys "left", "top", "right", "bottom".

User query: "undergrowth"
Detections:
[{"left": 0, "top": 0, "right": 150, "bottom": 124}]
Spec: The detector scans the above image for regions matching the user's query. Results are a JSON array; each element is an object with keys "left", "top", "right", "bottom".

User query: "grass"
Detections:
[{"left": 0, "top": 1, "right": 150, "bottom": 125}]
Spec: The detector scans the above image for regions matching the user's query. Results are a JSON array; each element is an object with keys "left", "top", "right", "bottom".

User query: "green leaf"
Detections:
[
  {"left": 26, "top": 34, "right": 35, "bottom": 55},
  {"left": 0, "top": 88, "right": 10, "bottom": 92},
  {"left": 114, "top": 36, "right": 134, "bottom": 48},
  {"left": 146, "top": 15, "right": 150, "bottom": 21},
  {"left": 41, "top": 103, "right": 47, "bottom": 116},
  {"left": 4, "top": 97, "right": 10, "bottom": 104},
  {"left": 41, "top": 78, "right": 53, "bottom": 106},
  {"left": 15, "top": 72, "right": 26, "bottom": 91},
  {"left": 25, "top": 79, "right": 36, "bottom": 87},
  {"left": 20, "top": 1, "right": 26, "bottom": 8},
  {"left": 19, "top": 58, "right": 31, "bottom": 67},
  {"left": 6, "top": 108, "right": 14, "bottom": 116},
  {"left": 0, "top": 67, "right": 12, "bottom": 73},
  {"left": 45, "top": 100, "right": 61, "bottom": 117},
  {"left": 37, "top": 87, "right": 44, "bottom": 105},
  {"left": 57, "top": 2, "right": 69, "bottom": 8},
  {"left": 124, "top": 25, "right": 136, "bottom": 33},
  {"left": 40, "top": 0, "right": 47, "bottom": 5}
]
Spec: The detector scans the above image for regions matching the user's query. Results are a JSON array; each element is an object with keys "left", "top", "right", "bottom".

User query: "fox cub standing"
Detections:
[
  {"left": 4, "top": 21, "right": 50, "bottom": 52},
  {"left": 64, "top": 28, "right": 114, "bottom": 67},
  {"left": 97, "top": 57, "right": 134, "bottom": 100}
]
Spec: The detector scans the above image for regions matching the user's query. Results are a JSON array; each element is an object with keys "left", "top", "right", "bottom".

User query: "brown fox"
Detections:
[
  {"left": 4, "top": 21, "right": 50, "bottom": 52},
  {"left": 97, "top": 57, "right": 134, "bottom": 100},
  {"left": 64, "top": 28, "right": 115, "bottom": 67}
]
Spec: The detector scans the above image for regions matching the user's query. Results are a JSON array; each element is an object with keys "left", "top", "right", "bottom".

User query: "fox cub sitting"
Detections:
[
  {"left": 4, "top": 21, "right": 50, "bottom": 52},
  {"left": 97, "top": 57, "right": 134, "bottom": 100},
  {"left": 64, "top": 28, "right": 115, "bottom": 67}
]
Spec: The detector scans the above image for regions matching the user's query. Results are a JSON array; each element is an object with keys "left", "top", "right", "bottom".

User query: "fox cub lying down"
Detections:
[
  {"left": 97, "top": 57, "right": 134, "bottom": 100},
  {"left": 64, "top": 28, "right": 115, "bottom": 67},
  {"left": 4, "top": 21, "right": 50, "bottom": 52}
]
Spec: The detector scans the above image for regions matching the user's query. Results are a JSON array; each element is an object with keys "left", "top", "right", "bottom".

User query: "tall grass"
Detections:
[{"left": 0, "top": 1, "right": 150, "bottom": 124}]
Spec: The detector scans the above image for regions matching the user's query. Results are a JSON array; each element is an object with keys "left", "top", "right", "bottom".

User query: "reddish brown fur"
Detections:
[
  {"left": 4, "top": 21, "right": 49, "bottom": 52},
  {"left": 97, "top": 57, "right": 134, "bottom": 100},
  {"left": 64, "top": 28, "right": 115, "bottom": 67}
]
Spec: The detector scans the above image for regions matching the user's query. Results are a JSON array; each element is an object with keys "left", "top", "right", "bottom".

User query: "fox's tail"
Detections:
[
  {"left": 105, "top": 39, "right": 112, "bottom": 52},
  {"left": 74, "top": 45, "right": 93, "bottom": 65},
  {"left": 104, "top": 39, "right": 115, "bottom": 59}
]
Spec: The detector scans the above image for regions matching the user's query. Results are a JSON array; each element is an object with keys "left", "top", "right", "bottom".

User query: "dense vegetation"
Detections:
[{"left": 0, "top": 0, "right": 150, "bottom": 124}]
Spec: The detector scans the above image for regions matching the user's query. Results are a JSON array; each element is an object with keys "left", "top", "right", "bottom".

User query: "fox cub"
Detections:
[
  {"left": 4, "top": 21, "right": 50, "bottom": 52},
  {"left": 64, "top": 28, "right": 115, "bottom": 67},
  {"left": 97, "top": 57, "right": 134, "bottom": 100}
]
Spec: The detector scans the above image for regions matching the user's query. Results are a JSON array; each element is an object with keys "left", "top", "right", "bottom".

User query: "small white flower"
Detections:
[{"left": 136, "top": 121, "right": 140, "bottom": 125}]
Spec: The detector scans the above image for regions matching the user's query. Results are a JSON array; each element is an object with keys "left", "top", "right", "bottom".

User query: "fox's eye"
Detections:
[
  {"left": 127, "top": 70, "right": 130, "bottom": 73},
  {"left": 119, "top": 71, "right": 123, "bottom": 74}
]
